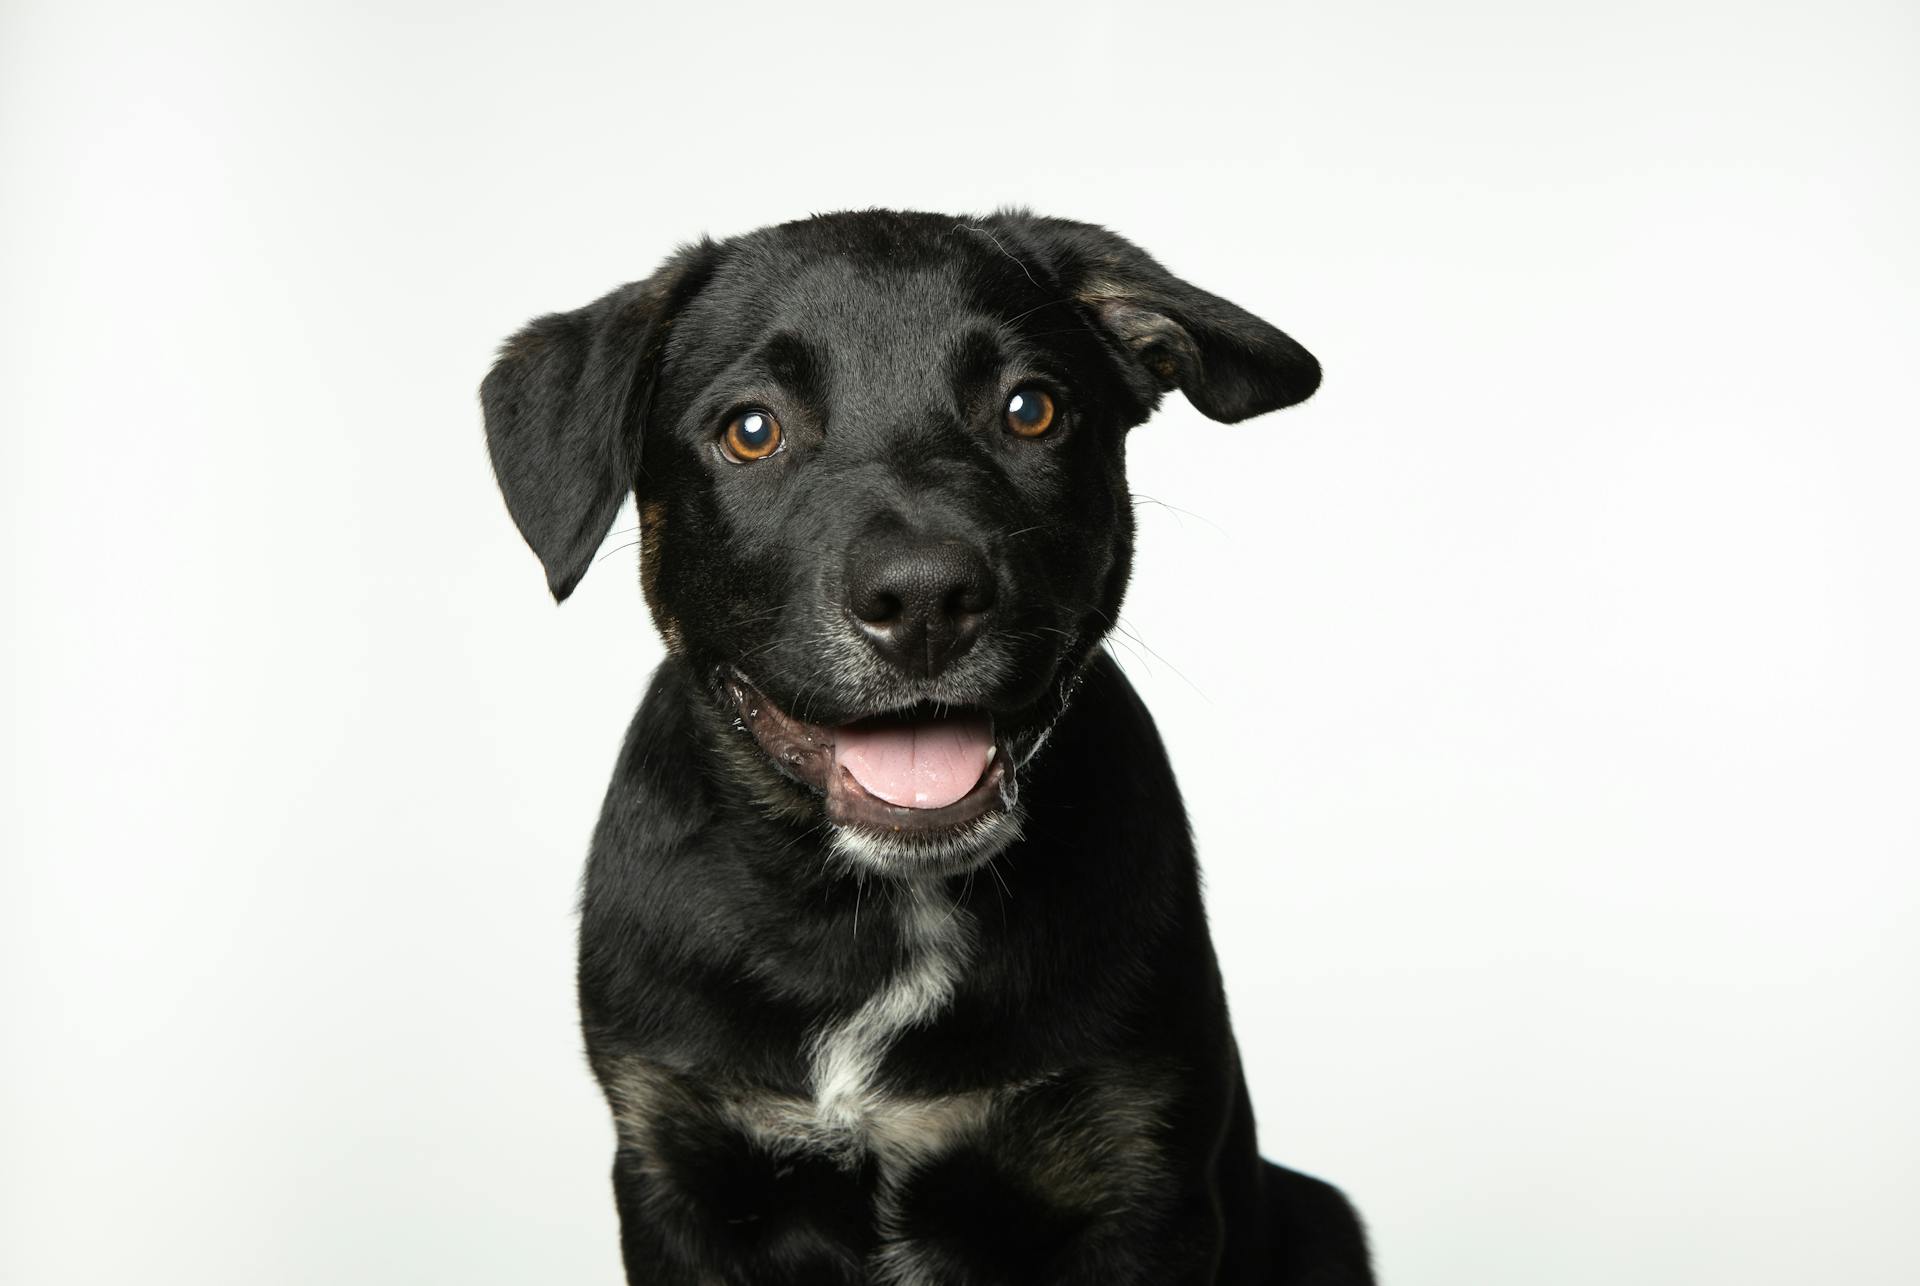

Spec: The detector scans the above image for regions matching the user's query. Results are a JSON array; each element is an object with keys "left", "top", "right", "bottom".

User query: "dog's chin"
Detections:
[
  {"left": 722, "top": 673, "right": 1027, "bottom": 879},
  {"left": 825, "top": 806, "right": 1026, "bottom": 880}
]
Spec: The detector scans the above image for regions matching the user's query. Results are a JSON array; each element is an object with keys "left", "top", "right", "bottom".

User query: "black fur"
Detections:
[{"left": 482, "top": 209, "right": 1371, "bottom": 1284}]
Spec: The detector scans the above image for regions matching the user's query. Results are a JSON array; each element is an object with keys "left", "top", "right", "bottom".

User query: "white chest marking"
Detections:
[
  {"left": 806, "top": 883, "right": 973, "bottom": 1143},
  {"left": 604, "top": 885, "right": 986, "bottom": 1175}
]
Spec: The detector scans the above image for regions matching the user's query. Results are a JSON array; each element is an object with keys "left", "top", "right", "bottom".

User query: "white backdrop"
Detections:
[{"left": 4, "top": 2, "right": 1916, "bottom": 1283}]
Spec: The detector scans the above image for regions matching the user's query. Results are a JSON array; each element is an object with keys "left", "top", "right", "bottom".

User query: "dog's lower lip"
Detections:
[
  {"left": 726, "top": 676, "right": 1012, "bottom": 834},
  {"left": 827, "top": 752, "right": 1009, "bottom": 833},
  {"left": 725, "top": 676, "right": 836, "bottom": 786}
]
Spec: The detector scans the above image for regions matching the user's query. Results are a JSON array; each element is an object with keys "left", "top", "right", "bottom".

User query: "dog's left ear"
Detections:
[
  {"left": 481, "top": 241, "right": 717, "bottom": 602},
  {"left": 987, "top": 213, "right": 1321, "bottom": 423}
]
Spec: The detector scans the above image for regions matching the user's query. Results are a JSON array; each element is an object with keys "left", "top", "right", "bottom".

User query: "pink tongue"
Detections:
[{"left": 834, "top": 714, "right": 993, "bottom": 809}]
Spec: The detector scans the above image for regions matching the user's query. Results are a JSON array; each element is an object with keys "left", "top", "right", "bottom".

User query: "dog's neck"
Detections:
[{"left": 584, "top": 649, "right": 1201, "bottom": 1082}]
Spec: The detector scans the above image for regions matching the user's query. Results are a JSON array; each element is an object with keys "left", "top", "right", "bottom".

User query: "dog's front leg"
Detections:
[
  {"left": 866, "top": 1067, "right": 1233, "bottom": 1285},
  {"left": 870, "top": 1166, "right": 1225, "bottom": 1286},
  {"left": 607, "top": 1137, "right": 875, "bottom": 1286},
  {"left": 609, "top": 1150, "right": 709, "bottom": 1286}
]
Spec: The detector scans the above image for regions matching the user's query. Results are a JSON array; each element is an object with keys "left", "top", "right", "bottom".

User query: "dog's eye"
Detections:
[
  {"left": 721, "top": 409, "right": 784, "bottom": 462},
  {"left": 1004, "top": 388, "right": 1056, "bottom": 438}
]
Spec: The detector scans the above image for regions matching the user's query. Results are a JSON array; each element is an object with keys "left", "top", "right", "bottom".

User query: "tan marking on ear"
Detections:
[
  {"left": 638, "top": 499, "right": 683, "bottom": 652},
  {"left": 498, "top": 331, "right": 549, "bottom": 362},
  {"left": 1077, "top": 276, "right": 1132, "bottom": 302}
]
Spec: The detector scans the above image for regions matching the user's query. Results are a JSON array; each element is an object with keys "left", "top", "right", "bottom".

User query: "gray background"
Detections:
[{"left": 4, "top": 1, "right": 1915, "bottom": 1282}]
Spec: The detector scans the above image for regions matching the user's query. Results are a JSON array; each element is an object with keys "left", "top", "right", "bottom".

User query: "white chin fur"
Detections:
[{"left": 826, "top": 808, "right": 1024, "bottom": 879}]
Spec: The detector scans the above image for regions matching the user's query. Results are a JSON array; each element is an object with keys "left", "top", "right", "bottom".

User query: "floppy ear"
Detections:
[
  {"left": 988, "top": 213, "right": 1321, "bottom": 423},
  {"left": 481, "top": 242, "right": 716, "bottom": 601}
]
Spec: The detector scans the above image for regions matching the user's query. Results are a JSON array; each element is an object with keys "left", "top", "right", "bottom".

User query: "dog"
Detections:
[{"left": 481, "top": 209, "right": 1374, "bottom": 1284}]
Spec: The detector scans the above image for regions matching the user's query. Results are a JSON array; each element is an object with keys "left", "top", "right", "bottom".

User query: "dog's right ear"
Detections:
[
  {"left": 481, "top": 241, "right": 717, "bottom": 602},
  {"left": 985, "top": 212, "right": 1320, "bottom": 425}
]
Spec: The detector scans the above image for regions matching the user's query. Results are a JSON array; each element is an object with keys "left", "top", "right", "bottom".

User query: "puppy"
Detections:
[{"left": 482, "top": 210, "right": 1373, "bottom": 1284}]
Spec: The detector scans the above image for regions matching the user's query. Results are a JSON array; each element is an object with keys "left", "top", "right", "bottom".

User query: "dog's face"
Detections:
[{"left": 484, "top": 211, "right": 1317, "bottom": 876}]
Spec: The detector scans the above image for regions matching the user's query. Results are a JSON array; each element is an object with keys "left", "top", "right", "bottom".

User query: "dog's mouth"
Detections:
[{"left": 724, "top": 675, "right": 1014, "bottom": 835}]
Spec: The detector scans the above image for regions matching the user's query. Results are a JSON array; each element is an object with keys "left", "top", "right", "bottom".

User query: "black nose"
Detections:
[{"left": 846, "top": 533, "right": 997, "bottom": 678}]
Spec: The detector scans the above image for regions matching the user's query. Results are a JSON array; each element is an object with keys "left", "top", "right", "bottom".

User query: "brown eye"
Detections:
[
  {"left": 721, "top": 409, "right": 783, "bottom": 462},
  {"left": 1004, "top": 388, "right": 1056, "bottom": 438}
]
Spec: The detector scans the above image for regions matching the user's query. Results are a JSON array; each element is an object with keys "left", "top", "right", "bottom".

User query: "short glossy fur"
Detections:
[{"left": 482, "top": 210, "right": 1373, "bottom": 1284}]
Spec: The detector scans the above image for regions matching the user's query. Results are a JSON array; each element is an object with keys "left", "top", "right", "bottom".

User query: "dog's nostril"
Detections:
[
  {"left": 853, "top": 588, "right": 904, "bottom": 626},
  {"left": 947, "top": 575, "right": 995, "bottom": 620}
]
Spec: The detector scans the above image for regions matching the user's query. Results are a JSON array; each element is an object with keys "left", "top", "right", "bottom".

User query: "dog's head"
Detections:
[{"left": 483, "top": 210, "right": 1318, "bottom": 877}]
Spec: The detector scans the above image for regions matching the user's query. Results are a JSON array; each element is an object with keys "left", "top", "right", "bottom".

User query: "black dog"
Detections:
[{"left": 482, "top": 210, "right": 1373, "bottom": 1284}]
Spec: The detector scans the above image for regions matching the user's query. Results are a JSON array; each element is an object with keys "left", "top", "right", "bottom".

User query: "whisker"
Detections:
[
  {"left": 594, "top": 540, "right": 642, "bottom": 565},
  {"left": 1131, "top": 492, "right": 1224, "bottom": 534}
]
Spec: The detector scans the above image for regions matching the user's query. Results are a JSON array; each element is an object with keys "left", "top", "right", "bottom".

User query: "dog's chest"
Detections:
[
  {"left": 601, "top": 884, "right": 1173, "bottom": 1273},
  {"left": 611, "top": 884, "right": 983, "bottom": 1165},
  {"left": 803, "top": 883, "right": 974, "bottom": 1148}
]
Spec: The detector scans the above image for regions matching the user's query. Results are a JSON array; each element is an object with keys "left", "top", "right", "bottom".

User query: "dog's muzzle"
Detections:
[{"left": 725, "top": 675, "right": 1018, "bottom": 841}]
